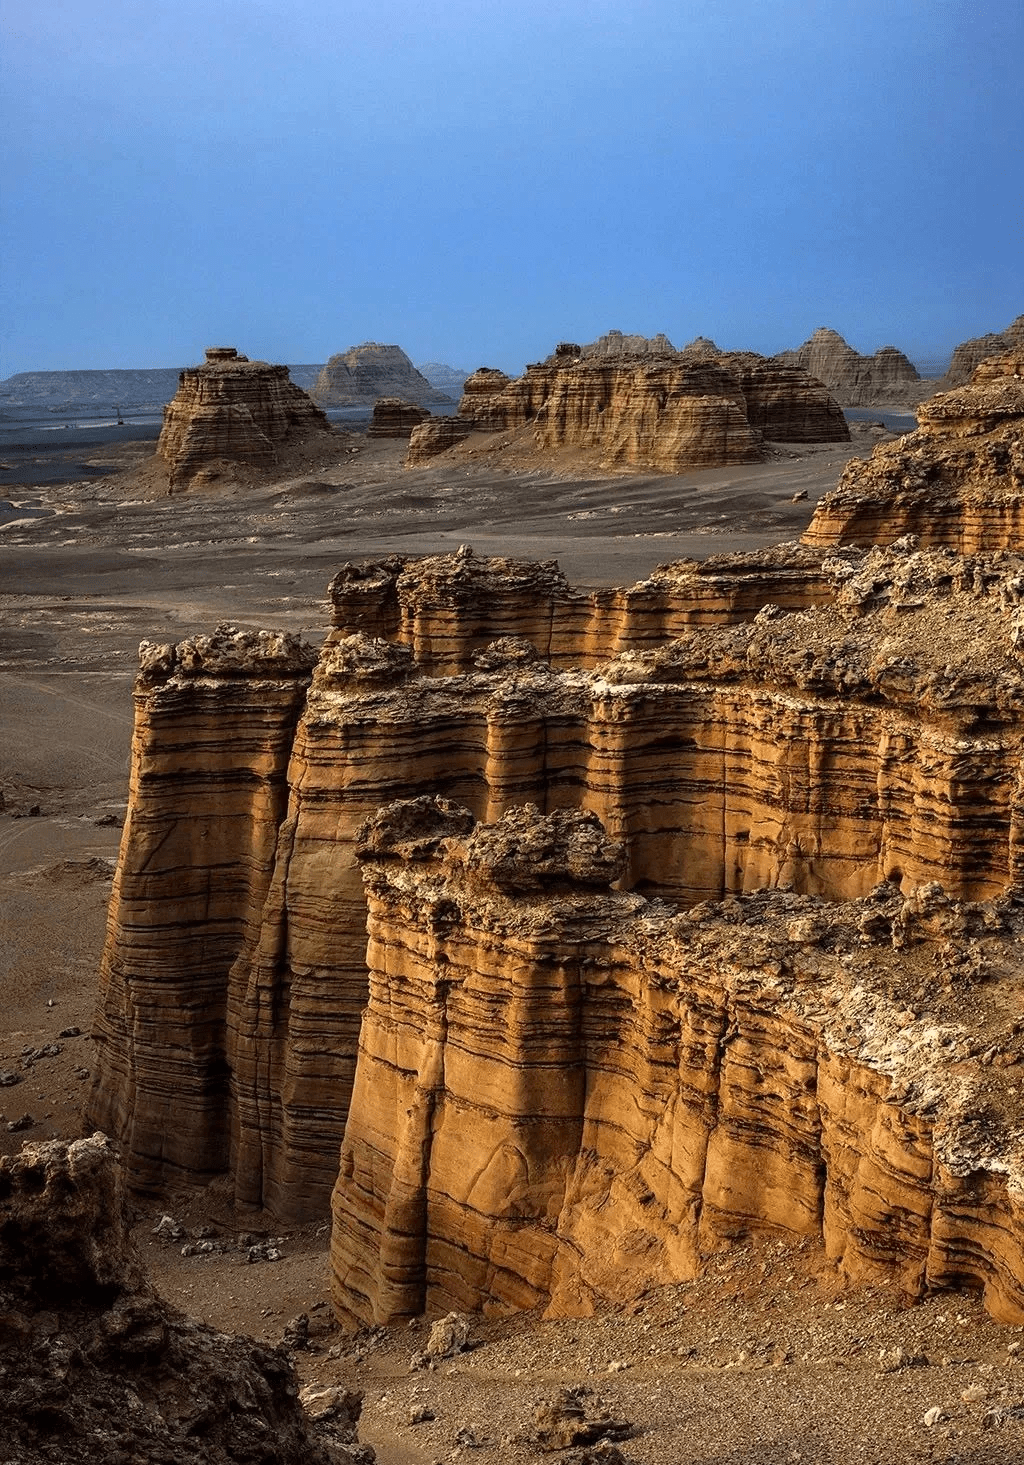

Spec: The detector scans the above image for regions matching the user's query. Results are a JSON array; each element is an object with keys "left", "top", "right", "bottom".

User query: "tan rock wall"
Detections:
[{"left": 330, "top": 806, "right": 1024, "bottom": 1325}]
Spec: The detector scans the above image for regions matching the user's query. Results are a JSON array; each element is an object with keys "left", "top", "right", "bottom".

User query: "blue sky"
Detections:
[{"left": 2, "top": 0, "right": 1021, "bottom": 377}]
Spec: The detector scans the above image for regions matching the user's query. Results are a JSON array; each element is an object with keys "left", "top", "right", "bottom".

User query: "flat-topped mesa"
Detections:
[
  {"left": 463, "top": 354, "right": 766, "bottom": 470},
  {"left": 89, "top": 544, "right": 1024, "bottom": 1222},
  {"left": 775, "top": 327, "right": 925, "bottom": 407},
  {"left": 366, "top": 397, "right": 431, "bottom": 438},
  {"left": 311, "top": 343, "right": 453, "bottom": 408},
  {"left": 940, "top": 314, "right": 1024, "bottom": 389},
  {"left": 804, "top": 352, "right": 1024, "bottom": 551},
  {"left": 332, "top": 800, "right": 1024, "bottom": 1325},
  {"left": 327, "top": 543, "right": 842, "bottom": 672},
  {"left": 156, "top": 347, "right": 336, "bottom": 489}
]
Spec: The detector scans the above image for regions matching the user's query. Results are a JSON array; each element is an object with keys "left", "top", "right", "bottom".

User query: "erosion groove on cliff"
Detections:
[
  {"left": 332, "top": 799, "right": 1024, "bottom": 1327},
  {"left": 88, "top": 528, "right": 1024, "bottom": 1279}
]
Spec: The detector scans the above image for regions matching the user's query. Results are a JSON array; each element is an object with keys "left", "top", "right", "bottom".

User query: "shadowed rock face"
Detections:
[
  {"left": 775, "top": 327, "right": 923, "bottom": 406},
  {"left": 88, "top": 542, "right": 1024, "bottom": 1265},
  {"left": 157, "top": 347, "right": 336, "bottom": 490},
  {"left": 0, "top": 1135, "right": 369, "bottom": 1464},
  {"left": 332, "top": 801, "right": 1024, "bottom": 1326},
  {"left": 804, "top": 353, "right": 1024, "bottom": 550},
  {"left": 311, "top": 343, "right": 453, "bottom": 407}
]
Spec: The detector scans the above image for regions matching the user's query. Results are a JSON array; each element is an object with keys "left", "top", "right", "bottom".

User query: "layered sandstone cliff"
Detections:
[
  {"left": 332, "top": 799, "right": 1024, "bottom": 1326},
  {"left": 311, "top": 344, "right": 453, "bottom": 407},
  {"left": 775, "top": 327, "right": 924, "bottom": 406},
  {"left": 804, "top": 352, "right": 1024, "bottom": 550},
  {"left": 89, "top": 541, "right": 1024, "bottom": 1239},
  {"left": 157, "top": 347, "right": 337, "bottom": 490},
  {"left": 409, "top": 349, "right": 848, "bottom": 469},
  {"left": 366, "top": 397, "right": 431, "bottom": 438},
  {"left": 940, "top": 314, "right": 1024, "bottom": 388}
]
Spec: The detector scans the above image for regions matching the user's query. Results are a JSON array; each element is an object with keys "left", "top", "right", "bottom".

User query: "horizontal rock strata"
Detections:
[
  {"left": 940, "top": 314, "right": 1024, "bottom": 388},
  {"left": 805, "top": 353, "right": 1024, "bottom": 550},
  {"left": 331, "top": 801, "right": 1024, "bottom": 1326},
  {"left": 775, "top": 327, "right": 924, "bottom": 406},
  {"left": 413, "top": 347, "right": 847, "bottom": 472},
  {"left": 89, "top": 543, "right": 1024, "bottom": 1229},
  {"left": 311, "top": 344, "right": 453, "bottom": 407},
  {"left": 157, "top": 347, "right": 336, "bottom": 490},
  {"left": 367, "top": 397, "right": 431, "bottom": 438}
]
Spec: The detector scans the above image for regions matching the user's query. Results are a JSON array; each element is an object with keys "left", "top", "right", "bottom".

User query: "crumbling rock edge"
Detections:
[{"left": 0, "top": 1133, "right": 372, "bottom": 1463}]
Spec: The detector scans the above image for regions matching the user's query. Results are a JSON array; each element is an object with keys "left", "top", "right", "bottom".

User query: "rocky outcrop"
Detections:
[
  {"left": 332, "top": 800, "right": 1024, "bottom": 1326},
  {"left": 576, "top": 329, "right": 677, "bottom": 358},
  {"left": 718, "top": 352, "right": 850, "bottom": 442},
  {"left": 416, "top": 350, "right": 847, "bottom": 472},
  {"left": 453, "top": 355, "right": 767, "bottom": 471},
  {"left": 456, "top": 367, "right": 513, "bottom": 424},
  {"left": 415, "top": 361, "right": 469, "bottom": 396},
  {"left": 366, "top": 397, "right": 431, "bottom": 438},
  {"left": 311, "top": 344, "right": 453, "bottom": 407},
  {"left": 804, "top": 352, "right": 1024, "bottom": 550},
  {"left": 940, "top": 315, "right": 1024, "bottom": 388},
  {"left": 87, "top": 626, "right": 317, "bottom": 1193},
  {"left": 157, "top": 348, "right": 337, "bottom": 490},
  {"left": 0, "top": 1134, "right": 370, "bottom": 1464},
  {"left": 775, "top": 327, "right": 925, "bottom": 406},
  {"left": 405, "top": 414, "right": 473, "bottom": 464},
  {"left": 327, "top": 543, "right": 840, "bottom": 672},
  {"left": 89, "top": 542, "right": 1024, "bottom": 1233}
]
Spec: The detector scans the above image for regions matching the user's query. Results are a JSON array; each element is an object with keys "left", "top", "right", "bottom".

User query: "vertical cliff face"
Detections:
[
  {"left": 332, "top": 800, "right": 1024, "bottom": 1325},
  {"left": 804, "top": 353, "right": 1024, "bottom": 550},
  {"left": 157, "top": 347, "right": 336, "bottom": 489},
  {"left": 88, "top": 543, "right": 1024, "bottom": 1233},
  {"left": 87, "top": 627, "right": 316, "bottom": 1194}
]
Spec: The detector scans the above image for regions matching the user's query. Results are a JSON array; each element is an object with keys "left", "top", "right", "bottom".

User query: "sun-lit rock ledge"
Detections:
[
  {"left": 331, "top": 799, "right": 1024, "bottom": 1326},
  {"left": 88, "top": 544, "right": 1024, "bottom": 1226}
]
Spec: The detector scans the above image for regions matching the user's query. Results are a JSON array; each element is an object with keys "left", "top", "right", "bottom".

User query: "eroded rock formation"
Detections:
[
  {"left": 408, "top": 348, "right": 848, "bottom": 471},
  {"left": 775, "top": 327, "right": 924, "bottom": 406},
  {"left": 0, "top": 1134, "right": 370, "bottom": 1463},
  {"left": 311, "top": 344, "right": 453, "bottom": 407},
  {"left": 940, "top": 314, "right": 1024, "bottom": 388},
  {"left": 89, "top": 539, "right": 1024, "bottom": 1260},
  {"left": 804, "top": 352, "right": 1024, "bottom": 550},
  {"left": 157, "top": 347, "right": 337, "bottom": 490},
  {"left": 367, "top": 397, "right": 431, "bottom": 438},
  {"left": 332, "top": 800, "right": 1024, "bottom": 1326}
]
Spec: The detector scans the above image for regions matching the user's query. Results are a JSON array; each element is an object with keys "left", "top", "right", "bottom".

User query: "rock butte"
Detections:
[
  {"left": 406, "top": 346, "right": 848, "bottom": 470},
  {"left": 939, "top": 314, "right": 1024, "bottom": 390},
  {"left": 311, "top": 343, "right": 454, "bottom": 408},
  {"left": 804, "top": 352, "right": 1024, "bottom": 551},
  {"left": 157, "top": 346, "right": 337, "bottom": 491},
  {"left": 774, "top": 327, "right": 924, "bottom": 407},
  {"left": 87, "top": 513, "right": 1024, "bottom": 1327}
]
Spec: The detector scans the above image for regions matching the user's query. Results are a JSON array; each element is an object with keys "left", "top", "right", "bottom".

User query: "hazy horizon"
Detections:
[{"left": 2, "top": 0, "right": 1021, "bottom": 379}]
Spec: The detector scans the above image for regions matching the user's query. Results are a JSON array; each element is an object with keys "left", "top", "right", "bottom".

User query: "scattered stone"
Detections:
[
  {"left": 922, "top": 1406, "right": 946, "bottom": 1427},
  {"left": 425, "top": 1312, "right": 472, "bottom": 1359},
  {"left": 533, "top": 1388, "right": 632, "bottom": 1452},
  {"left": 0, "top": 1071, "right": 23, "bottom": 1087},
  {"left": 58, "top": 1026, "right": 82, "bottom": 1039},
  {"left": 152, "top": 1214, "right": 186, "bottom": 1242},
  {"left": 6, "top": 1114, "right": 36, "bottom": 1132},
  {"left": 409, "top": 1405, "right": 436, "bottom": 1424},
  {"left": 283, "top": 1313, "right": 310, "bottom": 1350}
]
